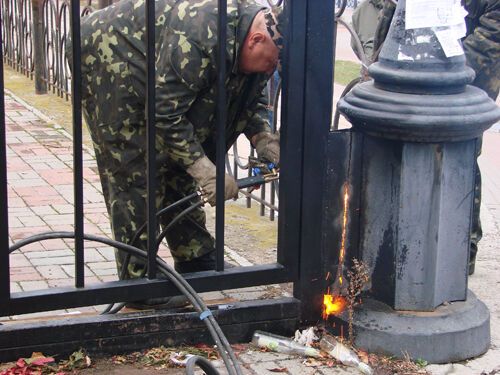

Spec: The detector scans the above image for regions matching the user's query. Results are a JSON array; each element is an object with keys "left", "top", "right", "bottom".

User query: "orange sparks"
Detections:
[
  {"left": 339, "top": 184, "right": 349, "bottom": 263},
  {"left": 323, "top": 294, "right": 347, "bottom": 318}
]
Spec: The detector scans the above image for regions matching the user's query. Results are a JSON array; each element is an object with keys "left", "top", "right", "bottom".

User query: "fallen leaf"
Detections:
[
  {"left": 111, "top": 355, "right": 127, "bottom": 364},
  {"left": 357, "top": 350, "right": 369, "bottom": 364},
  {"left": 30, "top": 357, "right": 55, "bottom": 366},
  {"left": 269, "top": 367, "right": 288, "bottom": 372}
]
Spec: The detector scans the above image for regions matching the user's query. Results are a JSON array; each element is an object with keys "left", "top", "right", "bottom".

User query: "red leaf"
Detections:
[
  {"left": 30, "top": 357, "right": 54, "bottom": 366},
  {"left": 15, "top": 359, "right": 26, "bottom": 368}
]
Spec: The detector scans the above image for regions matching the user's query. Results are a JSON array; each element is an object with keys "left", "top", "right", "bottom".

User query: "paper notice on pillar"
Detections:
[
  {"left": 406, "top": 0, "right": 466, "bottom": 30},
  {"left": 434, "top": 28, "right": 464, "bottom": 57}
]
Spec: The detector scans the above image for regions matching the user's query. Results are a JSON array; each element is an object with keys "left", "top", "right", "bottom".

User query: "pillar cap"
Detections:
[
  {"left": 338, "top": 0, "right": 500, "bottom": 142},
  {"left": 340, "top": 83, "right": 500, "bottom": 142}
]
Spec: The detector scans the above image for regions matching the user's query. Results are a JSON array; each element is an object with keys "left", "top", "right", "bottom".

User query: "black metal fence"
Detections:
[
  {"left": 0, "top": 0, "right": 334, "bottom": 319},
  {"left": 336, "top": 0, "right": 359, "bottom": 8},
  {"left": 1, "top": 1, "right": 98, "bottom": 98},
  {"left": 0, "top": 2, "right": 339, "bottom": 338}
]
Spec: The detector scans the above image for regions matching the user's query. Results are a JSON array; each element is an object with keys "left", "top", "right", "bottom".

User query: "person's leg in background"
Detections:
[{"left": 469, "top": 136, "right": 483, "bottom": 275}]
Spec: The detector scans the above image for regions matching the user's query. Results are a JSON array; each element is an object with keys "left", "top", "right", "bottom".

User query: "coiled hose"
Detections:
[{"left": 8, "top": 174, "right": 277, "bottom": 375}]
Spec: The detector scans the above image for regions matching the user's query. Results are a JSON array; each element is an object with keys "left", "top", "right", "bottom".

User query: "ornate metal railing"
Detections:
[
  {"left": 1, "top": 0, "right": 33, "bottom": 78},
  {"left": 336, "top": 0, "right": 358, "bottom": 8},
  {"left": 1, "top": 0, "right": 105, "bottom": 98}
]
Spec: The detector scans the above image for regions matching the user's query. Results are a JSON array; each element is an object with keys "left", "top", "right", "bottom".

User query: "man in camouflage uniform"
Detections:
[
  {"left": 74, "top": 0, "right": 284, "bottom": 299},
  {"left": 351, "top": 0, "right": 499, "bottom": 274}
]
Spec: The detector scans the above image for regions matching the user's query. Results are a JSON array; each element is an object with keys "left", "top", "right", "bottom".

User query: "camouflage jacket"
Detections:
[
  {"left": 80, "top": 0, "right": 271, "bottom": 169},
  {"left": 352, "top": 0, "right": 499, "bottom": 99},
  {"left": 462, "top": 0, "right": 500, "bottom": 99}
]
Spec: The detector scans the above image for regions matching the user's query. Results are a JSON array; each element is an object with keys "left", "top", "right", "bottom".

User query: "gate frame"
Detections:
[{"left": 0, "top": 0, "right": 335, "bottom": 359}]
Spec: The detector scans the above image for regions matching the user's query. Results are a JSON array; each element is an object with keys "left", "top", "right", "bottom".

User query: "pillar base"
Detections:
[{"left": 330, "top": 291, "right": 490, "bottom": 363}]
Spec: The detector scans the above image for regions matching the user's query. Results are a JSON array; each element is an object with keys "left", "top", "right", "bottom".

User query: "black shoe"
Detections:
[
  {"left": 174, "top": 251, "right": 234, "bottom": 273},
  {"left": 468, "top": 259, "right": 476, "bottom": 276},
  {"left": 468, "top": 244, "right": 477, "bottom": 276},
  {"left": 126, "top": 295, "right": 189, "bottom": 311}
]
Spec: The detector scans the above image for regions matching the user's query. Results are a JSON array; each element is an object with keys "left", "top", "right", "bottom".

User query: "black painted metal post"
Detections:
[
  {"left": 277, "top": 0, "right": 306, "bottom": 281},
  {"left": 145, "top": 0, "right": 157, "bottom": 279},
  {"left": 32, "top": 0, "right": 47, "bottom": 94},
  {"left": 70, "top": 0, "right": 85, "bottom": 288},
  {"left": 0, "top": 5, "right": 11, "bottom": 300},
  {"left": 336, "top": 0, "right": 500, "bottom": 363},
  {"left": 215, "top": 0, "right": 227, "bottom": 271},
  {"left": 291, "top": 0, "right": 335, "bottom": 324}
]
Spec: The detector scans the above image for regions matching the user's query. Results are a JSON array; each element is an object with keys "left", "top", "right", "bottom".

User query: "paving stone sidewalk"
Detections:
[
  {"left": 5, "top": 92, "right": 124, "bottom": 316},
  {"left": 4, "top": 91, "right": 268, "bottom": 320}
]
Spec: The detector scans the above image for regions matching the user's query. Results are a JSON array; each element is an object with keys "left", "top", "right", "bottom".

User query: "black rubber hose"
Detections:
[
  {"left": 186, "top": 356, "right": 220, "bottom": 375},
  {"left": 102, "top": 192, "right": 200, "bottom": 315},
  {"left": 156, "top": 201, "right": 205, "bottom": 248},
  {"left": 129, "top": 192, "right": 199, "bottom": 248},
  {"left": 9, "top": 176, "right": 277, "bottom": 372},
  {"left": 9, "top": 231, "right": 243, "bottom": 375}
]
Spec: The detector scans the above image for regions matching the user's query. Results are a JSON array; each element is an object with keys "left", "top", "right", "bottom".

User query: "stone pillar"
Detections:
[{"left": 337, "top": 0, "right": 500, "bottom": 363}]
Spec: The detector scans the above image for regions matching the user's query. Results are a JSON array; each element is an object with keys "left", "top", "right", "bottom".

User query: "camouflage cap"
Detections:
[
  {"left": 264, "top": 6, "right": 285, "bottom": 50},
  {"left": 263, "top": 6, "right": 286, "bottom": 73}
]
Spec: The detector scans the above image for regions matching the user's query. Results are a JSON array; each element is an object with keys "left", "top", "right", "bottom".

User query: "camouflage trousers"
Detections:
[{"left": 80, "top": 61, "right": 215, "bottom": 280}]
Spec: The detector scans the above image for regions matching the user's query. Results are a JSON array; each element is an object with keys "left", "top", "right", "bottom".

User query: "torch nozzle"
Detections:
[{"left": 330, "top": 264, "right": 349, "bottom": 296}]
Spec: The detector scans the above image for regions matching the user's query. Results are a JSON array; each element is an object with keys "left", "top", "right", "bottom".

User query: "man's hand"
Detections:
[
  {"left": 187, "top": 156, "right": 239, "bottom": 206},
  {"left": 252, "top": 131, "right": 280, "bottom": 165}
]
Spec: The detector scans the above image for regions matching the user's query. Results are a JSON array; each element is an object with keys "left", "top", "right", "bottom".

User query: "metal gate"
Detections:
[{"left": 0, "top": 0, "right": 336, "bottom": 358}]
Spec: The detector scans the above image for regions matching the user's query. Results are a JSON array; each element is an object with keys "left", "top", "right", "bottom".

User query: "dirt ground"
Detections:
[{"left": 78, "top": 361, "right": 185, "bottom": 374}]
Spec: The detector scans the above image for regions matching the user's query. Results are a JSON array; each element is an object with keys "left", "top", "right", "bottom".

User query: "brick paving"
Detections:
[
  {"left": 3, "top": 91, "right": 273, "bottom": 321},
  {"left": 4, "top": 93, "right": 120, "bottom": 316},
  {"left": 4, "top": 92, "right": 202, "bottom": 315}
]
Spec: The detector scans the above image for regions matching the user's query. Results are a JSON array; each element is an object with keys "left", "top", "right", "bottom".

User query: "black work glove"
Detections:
[
  {"left": 187, "top": 156, "right": 239, "bottom": 206},
  {"left": 253, "top": 131, "right": 280, "bottom": 165}
]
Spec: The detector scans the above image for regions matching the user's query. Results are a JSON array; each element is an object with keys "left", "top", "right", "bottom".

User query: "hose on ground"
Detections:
[{"left": 9, "top": 231, "right": 243, "bottom": 375}]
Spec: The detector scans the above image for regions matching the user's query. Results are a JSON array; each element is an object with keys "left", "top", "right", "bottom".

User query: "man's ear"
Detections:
[{"left": 248, "top": 31, "right": 266, "bottom": 49}]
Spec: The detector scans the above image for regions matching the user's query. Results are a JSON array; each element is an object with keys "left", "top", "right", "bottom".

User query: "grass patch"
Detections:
[{"left": 334, "top": 60, "right": 361, "bottom": 86}]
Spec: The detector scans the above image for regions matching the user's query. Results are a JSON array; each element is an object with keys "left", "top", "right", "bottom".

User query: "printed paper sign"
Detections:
[
  {"left": 406, "top": 0, "right": 466, "bottom": 30},
  {"left": 434, "top": 28, "right": 464, "bottom": 57}
]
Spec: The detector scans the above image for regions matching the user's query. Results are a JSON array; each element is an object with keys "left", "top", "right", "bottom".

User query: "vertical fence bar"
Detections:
[
  {"left": 293, "top": 0, "right": 335, "bottom": 323},
  {"left": 277, "top": 0, "right": 305, "bottom": 273},
  {"left": 70, "top": 0, "right": 84, "bottom": 288},
  {"left": 246, "top": 148, "right": 253, "bottom": 208},
  {"left": 260, "top": 181, "right": 266, "bottom": 216},
  {"left": 145, "top": 0, "right": 157, "bottom": 279},
  {"left": 32, "top": 0, "right": 47, "bottom": 94},
  {"left": 19, "top": 0, "right": 25, "bottom": 75},
  {"left": 55, "top": 5, "right": 61, "bottom": 98},
  {"left": 215, "top": 0, "right": 227, "bottom": 271},
  {"left": 12, "top": 0, "right": 18, "bottom": 71},
  {"left": 0, "top": 5, "right": 11, "bottom": 300}
]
